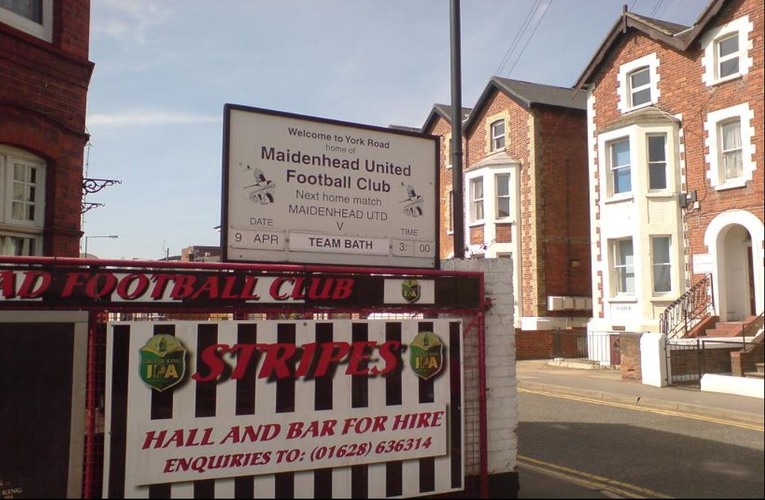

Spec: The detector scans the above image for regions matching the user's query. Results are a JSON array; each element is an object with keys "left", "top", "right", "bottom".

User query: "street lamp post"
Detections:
[{"left": 83, "top": 234, "right": 118, "bottom": 258}]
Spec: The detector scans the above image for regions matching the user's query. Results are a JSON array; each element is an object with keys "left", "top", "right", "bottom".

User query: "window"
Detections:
[
  {"left": 610, "top": 138, "right": 631, "bottom": 195},
  {"left": 647, "top": 134, "right": 667, "bottom": 190},
  {"left": 0, "top": 0, "right": 53, "bottom": 41},
  {"left": 0, "top": 146, "right": 45, "bottom": 256},
  {"left": 705, "top": 104, "right": 753, "bottom": 189},
  {"left": 618, "top": 53, "right": 659, "bottom": 112},
  {"left": 613, "top": 239, "right": 635, "bottom": 295},
  {"left": 629, "top": 67, "right": 651, "bottom": 107},
  {"left": 719, "top": 119, "right": 742, "bottom": 181},
  {"left": 490, "top": 120, "right": 505, "bottom": 151},
  {"left": 701, "top": 16, "right": 752, "bottom": 86},
  {"left": 496, "top": 173, "right": 510, "bottom": 218},
  {"left": 469, "top": 178, "right": 484, "bottom": 222},
  {"left": 717, "top": 33, "right": 739, "bottom": 79},
  {"left": 651, "top": 237, "right": 671, "bottom": 293}
]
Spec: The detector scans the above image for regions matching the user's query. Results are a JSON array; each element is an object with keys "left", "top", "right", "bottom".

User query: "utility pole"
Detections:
[{"left": 450, "top": 0, "right": 465, "bottom": 258}]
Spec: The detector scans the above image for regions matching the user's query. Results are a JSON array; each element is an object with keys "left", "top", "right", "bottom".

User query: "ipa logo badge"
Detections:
[
  {"left": 139, "top": 334, "right": 186, "bottom": 392},
  {"left": 409, "top": 331, "right": 445, "bottom": 380},
  {"left": 401, "top": 278, "right": 421, "bottom": 303}
]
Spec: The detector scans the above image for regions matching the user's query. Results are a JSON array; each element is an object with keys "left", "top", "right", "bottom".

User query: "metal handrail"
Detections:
[{"left": 659, "top": 273, "right": 715, "bottom": 339}]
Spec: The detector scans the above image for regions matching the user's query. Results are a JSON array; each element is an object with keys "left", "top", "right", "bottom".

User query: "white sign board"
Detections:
[
  {"left": 222, "top": 105, "right": 439, "bottom": 268},
  {"left": 103, "top": 319, "right": 465, "bottom": 498}
]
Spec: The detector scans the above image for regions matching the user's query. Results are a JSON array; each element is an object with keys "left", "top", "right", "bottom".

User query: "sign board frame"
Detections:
[{"left": 221, "top": 104, "right": 440, "bottom": 269}]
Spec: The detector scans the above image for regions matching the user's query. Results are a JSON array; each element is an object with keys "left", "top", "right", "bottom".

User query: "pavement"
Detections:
[{"left": 515, "top": 358, "right": 764, "bottom": 426}]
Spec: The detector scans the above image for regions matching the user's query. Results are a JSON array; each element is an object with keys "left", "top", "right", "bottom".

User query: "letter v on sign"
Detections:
[{"left": 336, "top": 222, "right": 344, "bottom": 230}]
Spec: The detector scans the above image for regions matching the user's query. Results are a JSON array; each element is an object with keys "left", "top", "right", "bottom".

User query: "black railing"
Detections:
[{"left": 659, "top": 273, "right": 714, "bottom": 339}]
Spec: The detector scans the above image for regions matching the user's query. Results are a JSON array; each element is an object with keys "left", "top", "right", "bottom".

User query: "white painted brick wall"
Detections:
[{"left": 442, "top": 258, "right": 517, "bottom": 475}]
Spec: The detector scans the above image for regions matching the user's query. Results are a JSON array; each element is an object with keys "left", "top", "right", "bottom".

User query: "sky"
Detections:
[{"left": 83, "top": 0, "right": 710, "bottom": 260}]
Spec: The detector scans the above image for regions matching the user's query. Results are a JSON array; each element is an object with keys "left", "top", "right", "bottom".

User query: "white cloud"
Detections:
[
  {"left": 91, "top": 0, "right": 172, "bottom": 44},
  {"left": 87, "top": 109, "right": 220, "bottom": 127}
]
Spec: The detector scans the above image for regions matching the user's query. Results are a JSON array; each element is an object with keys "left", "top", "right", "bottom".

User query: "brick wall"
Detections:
[
  {"left": 515, "top": 328, "right": 587, "bottom": 360},
  {"left": 0, "top": 0, "right": 94, "bottom": 257},
  {"left": 588, "top": 0, "right": 764, "bottom": 310},
  {"left": 425, "top": 115, "right": 456, "bottom": 260},
  {"left": 619, "top": 333, "right": 643, "bottom": 380},
  {"left": 464, "top": 90, "right": 590, "bottom": 319}
]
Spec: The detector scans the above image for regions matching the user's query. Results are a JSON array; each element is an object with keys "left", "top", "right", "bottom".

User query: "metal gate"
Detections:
[
  {"left": 664, "top": 337, "right": 703, "bottom": 388},
  {"left": 1, "top": 255, "right": 490, "bottom": 499}
]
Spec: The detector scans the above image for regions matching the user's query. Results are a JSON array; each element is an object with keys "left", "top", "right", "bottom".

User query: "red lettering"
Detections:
[
  {"left": 170, "top": 275, "right": 197, "bottom": 299},
  {"left": 191, "top": 276, "right": 220, "bottom": 300},
  {"left": 115, "top": 273, "right": 150, "bottom": 300},
  {"left": 377, "top": 341, "right": 402, "bottom": 375},
  {"left": 17, "top": 270, "right": 52, "bottom": 298},
  {"left": 306, "top": 278, "right": 332, "bottom": 299},
  {"left": 269, "top": 277, "right": 292, "bottom": 300},
  {"left": 290, "top": 277, "right": 306, "bottom": 299},
  {"left": 150, "top": 274, "right": 172, "bottom": 299},
  {"left": 241, "top": 276, "right": 260, "bottom": 300},
  {"left": 85, "top": 273, "right": 117, "bottom": 299},
  {"left": 163, "top": 458, "right": 178, "bottom": 473},
  {"left": 142, "top": 430, "right": 168, "bottom": 449},
  {"left": 313, "top": 342, "right": 351, "bottom": 377},
  {"left": 220, "top": 276, "right": 240, "bottom": 299},
  {"left": 0, "top": 270, "right": 14, "bottom": 298},
  {"left": 332, "top": 278, "right": 354, "bottom": 299},
  {"left": 257, "top": 343, "right": 297, "bottom": 379},
  {"left": 61, "top": 272, "right": 89, "bottom": 298},
  {"left": 346, "top": 341, "right": 376, "bottom": 376},
  {"left": 192, "top": 344, "right": 231, "bottom": 382},
  {"left": 294, "top": 342, "right": 318, "bottom": 378},
  {"left": 229, "top": 343, "right": 259, "bottom": 380}
]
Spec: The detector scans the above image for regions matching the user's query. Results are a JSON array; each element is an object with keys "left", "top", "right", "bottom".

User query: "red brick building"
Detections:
[
  {"left": 0, "top": 0, "right": 93, "bottom": 257},
  {"left": 423, "top": 78, "right": 591, "bottom": 334},
  {"left": 575, "top": 0, "right": 763, "bottom": 349}
]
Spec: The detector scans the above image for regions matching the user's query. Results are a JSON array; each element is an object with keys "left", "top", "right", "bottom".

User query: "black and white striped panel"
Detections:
[{"left": 104, "top": 320, "right": 463, "bottom": 498}]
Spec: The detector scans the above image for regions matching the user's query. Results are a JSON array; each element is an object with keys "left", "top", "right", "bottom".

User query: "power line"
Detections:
[
  {"left": 503, "top": 1, "right": 551, "bottom": 78},
  {"left": 495, "top": 0, "right": 543, "bottom": 77}
]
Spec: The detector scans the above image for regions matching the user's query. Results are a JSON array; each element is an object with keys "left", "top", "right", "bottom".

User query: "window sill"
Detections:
[
  {"left": 468, "top": 221, "right": 485, "bottom": 228},
  {"left": 604, "top": 194, "right": 634, "bottom": 205},
  {"left": 623, "top": 101, "right": 654, "bottom": 114},
  {"left": 715, "top": 180, "right": 747, "bottom": 191},
  {"left": 650, "top": 294, "right": 673, "bottom": 301},
  {"left": 708, "top": 73, "right": 743, "bottom": 87},
  {"left": 608, "top": 295, "right": 637, "bottom": 304},
  {"left": 645, "top": 191, "right": 674, "bottom": 199}
]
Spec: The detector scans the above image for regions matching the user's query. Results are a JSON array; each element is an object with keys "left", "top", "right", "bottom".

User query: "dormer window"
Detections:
[
  {"left": 490, "top": 120, "right": 505, "bottom": 151},
  {"left": 701, "top": 15, "right": 753, "bottom": 87},
  {"left": 629, "top": 67, "right": 651, "bottom": 107},
  {"left": 617, "top": 53, "right": 659, "bottom": 113},
  {"left": 717, "top": 33, "right": 739, "bottom": 79}
]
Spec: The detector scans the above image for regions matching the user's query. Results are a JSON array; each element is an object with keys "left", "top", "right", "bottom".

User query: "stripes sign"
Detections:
[{"left": 104, "top": 320, "right": 463, "bottom": 498}]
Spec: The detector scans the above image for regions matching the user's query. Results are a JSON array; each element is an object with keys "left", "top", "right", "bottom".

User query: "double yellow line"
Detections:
[
  {"left": 518, "top": 454, "right": 672, "bottom": 498},
  {"left": 517, "top": 388, "right": 763, "bottom": 497},
  {"left": 518, "top": 387, "right": 764, "bottom": 432}
]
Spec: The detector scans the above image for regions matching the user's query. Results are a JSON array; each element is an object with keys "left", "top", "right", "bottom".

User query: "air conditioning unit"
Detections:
[{"left": 548, "top": 296, "right": 565, "bottom": 311}]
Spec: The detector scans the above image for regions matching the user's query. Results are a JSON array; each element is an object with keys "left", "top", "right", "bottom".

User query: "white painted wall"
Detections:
[{"left": 443, "top": 258, "right": 517, "bottom": 475}]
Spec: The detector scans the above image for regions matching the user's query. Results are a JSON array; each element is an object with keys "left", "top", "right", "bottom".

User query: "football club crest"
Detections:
[
  {"left": 139, "top": 334, "right": 187, "bottom": 392},
  {"left": 409, "top": 331, "right": 445, "bottom": 380},
  {"left": 401, "top": 278, "right": 421, "bottom": 303}
]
